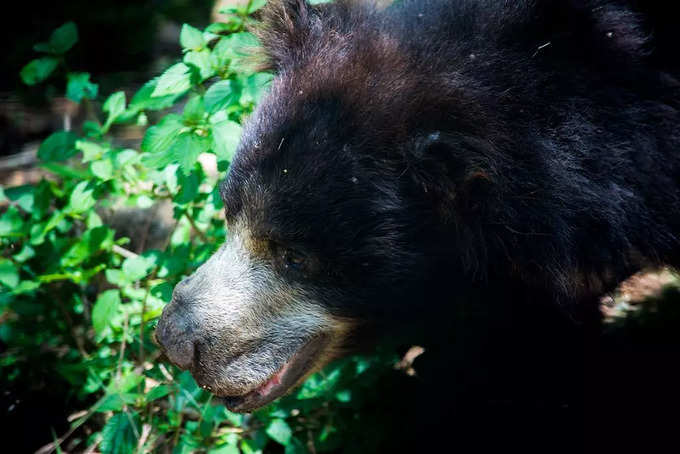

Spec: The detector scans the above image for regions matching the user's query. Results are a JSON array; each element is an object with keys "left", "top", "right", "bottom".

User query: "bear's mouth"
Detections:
[{"left": 220, "top": 335, "right": 329, "bottom": 412}]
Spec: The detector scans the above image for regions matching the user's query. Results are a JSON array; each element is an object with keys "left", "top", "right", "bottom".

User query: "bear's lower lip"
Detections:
[{"left": 220, "top": 335, "right": 329, "bottom": 412}]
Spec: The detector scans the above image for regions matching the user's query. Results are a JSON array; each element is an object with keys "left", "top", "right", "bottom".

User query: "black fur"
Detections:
[{"left": 221, "top": 0, "right": 680, "bottom": 450}]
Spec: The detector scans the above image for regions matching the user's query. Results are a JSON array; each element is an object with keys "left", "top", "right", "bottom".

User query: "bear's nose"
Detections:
[{"left": 155, "top": 304, "right": 197, "bottom": 370}]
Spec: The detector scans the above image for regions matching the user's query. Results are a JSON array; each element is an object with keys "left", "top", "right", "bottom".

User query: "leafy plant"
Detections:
[{"left": 2, "top": 2, "right": 400, "bottom": 453}]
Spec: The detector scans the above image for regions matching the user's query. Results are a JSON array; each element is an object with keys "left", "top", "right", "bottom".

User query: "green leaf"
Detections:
[
  {"left": 5, "top": 185, "right": 35, "bottom": 212},
  {"left": 284, "top": 437, "right": 307, "bottom": 454},
  {"left": 266, "top": 419, "right": 292, "bottom": 446},
  {"left": 151, "top": 282, "right": 173, "bottom": 303},
  {"left": 31, "top": 181, "right": 52, "bottom": 219},
  {"left": 92, "top": 290, "right": 121, "bottom": 335},
  {"left": 48, "top": 22, "right": 78, "bottom": 54},
  {"left": 204, "top": 80, "right": 237, "bottom": 113},
  {"left": 184, "top": 49, "right": 214, "bottom": 81},
  {"left": 129, "top": 78, "right": 184, "bottom": 112},
  {"left": 241, "top": 73, "right": 273, "bottom": 105},
  {"left": 41, "top": 162, "right": 91, "bottom": 179},
  {"left": 175, "top": 169, "right": 201, "bottom": 204},
  {"left": 66, "top": 181, "right": 96, "bottom": 214},
  {"left": 0, "top": 206, "right": 24, "bottom": 237},
  {"left": 100, "top": 412, "right": 139, "bottom": 454},
  {"left": 122, "top": 255, "right": 154, "bottom": 282},
  {"left": 96, "top": 394, "right": 136, "bottom": 412},
  {"left": 0, "top": 259, "right": 19, "bottom": 288},
  {"left": 37, "top": 131, "right": 78, "bottom": 162},
  {"left": 82, "top": 120, "right": 103, "bottom": 138},
  {"left": 241, "top": 438, "right": 265, "bottom": 454},
  {"left": 145, "top": 132, "right": 209, "bottom": 175},
  {"left": 180, "top": 24, "right": 206, "bottom": 51},
  {"left": 210, "top": 444, "right": 240, "bottom": 454},
  {"left": 296, "top": 367, "right": 341, "bottom": 399},
  {"left": 91, "top": 159, "right": 114, "bottom": 180},
  {"left": 145, "top": 384, "right": 171, "bottom": 402},
  {"left": 248, "top": 0, "right": 267, "bottom": 14},
  {"left": 141, "top": 114, "right": 185, "bottom": 156},
  {"left": 212, "top": 32, "right": 258, "bottom": 72},
  {"left": 12, "top": 280, "right": 40, "bottom": 295},
  {"left": 20, "top": 57, "right": 59, "bottom": 85},
  {"left": 152, "top": 63, "right": 193, "bottom": 98},
  {"left": 76, "top": 140, "right": 108, "bottom": 162},
  {"left": 33, "top": 42, "right": 52, "bottom": 53},
  {"left": 66, "top": 72, "right": 98, "bottom": 102},
  {"left": 206, "top": 23, "right": 239, "bottom": 35},
  {"left": 335, "top": 389, "right": 352, "bottom": 402},
  {"left": 86, "top": 211, "right": 103, "bottom": 228},
  {"left": 108, "top": 371, "right": 144, "bottom": 393},
  {"left": 103, "top": 91, "right": 126, "bottom": 131},
  {"left": 105, "top": 269, "right": 127, "bottom": 287},
  {"left": 183, "top": 95, "right": 206, "bottom": 124},
  {"left": 211, "top": 120, "right": 241, "bottom": 163},
  {"left": 13, "top": 245, "right": 35, "bottom": 263},
  {"left": 61, "top": 226, "right": 113, "bottom": 267}
]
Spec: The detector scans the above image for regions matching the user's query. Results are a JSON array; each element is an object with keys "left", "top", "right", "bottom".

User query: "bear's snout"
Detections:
[{"left": 156, "top": 301, "right": 198, "bottom": 370}]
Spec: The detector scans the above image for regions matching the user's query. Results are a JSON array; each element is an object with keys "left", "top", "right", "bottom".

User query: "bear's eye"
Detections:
[{"left": 282, "top": 249, "right": 306, "bottom": 271}]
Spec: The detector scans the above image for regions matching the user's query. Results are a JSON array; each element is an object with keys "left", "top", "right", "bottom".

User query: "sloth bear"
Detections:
[{"left": 157, "top": 0, "right": 680, "bottom": 450}]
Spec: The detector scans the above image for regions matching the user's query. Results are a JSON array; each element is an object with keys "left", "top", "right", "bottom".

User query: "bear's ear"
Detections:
[
  {"left": 255, "top": 0, "right": 321, "bottom": 72},
  {"left": 407, "top": 132, "right": 495, "bottom": 218}
]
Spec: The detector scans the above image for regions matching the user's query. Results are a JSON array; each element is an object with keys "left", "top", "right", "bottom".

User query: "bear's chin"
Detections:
[{"left": 218, "top": 335, "right": 330, "bottom": 413}]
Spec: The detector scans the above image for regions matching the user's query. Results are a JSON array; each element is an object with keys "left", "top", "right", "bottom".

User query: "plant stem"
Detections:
[
  {"left": 116, "top": 312, "right": 129, "bottom": 384},
  {"left": 184, "top": 211, "right": 209, "bottom": 243}
]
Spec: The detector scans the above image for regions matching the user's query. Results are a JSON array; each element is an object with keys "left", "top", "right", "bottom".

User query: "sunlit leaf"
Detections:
[
  {"left": 103, "top": 91, "right": 127, "bottom": 130},
  {"left": 211, "top": 120, "right": 241, "bottom": 164},
  {"left": 248, "top": 0, "right": 267, "bottom": 14},
  {"left": 140, "top": 114, "right": 185, "bottom": 157},
  {"left": 205, "top": 80, "right": 237, "bottom": 113},
  {"left": 129, "top": 78, "right": 184, "bottom": 112},
  {"left": 122, "top": 255, "right": 154, "bottom": 282},
  {"left": 266, "top": 419, "right": 292, "bottom": 445},
  {"left": 91, "top": 159, "right": 114, "bottom": 180},
  {"left": 0, "top": 259, "right": 19, "bottom": 288},
  {"left": 183, "top": 95, "right": 206, "bottom": 124},
  {"left": 92, "top": 290, "right": 121, "bottom": 335},
  {"left": 66, "top": 181, "right": 96, "bottom": 214},
  {"left": 184, "top": 49, "right": 215, "bottom": 81},
  {"left": 180, "top": 24, "right": 206, "bottom": 51},
  {"left": 152, "top": 63, "right": 193, "bottom": 98},
  {"left": 209, "top": 444, "right": 240, "bottom": 454}
]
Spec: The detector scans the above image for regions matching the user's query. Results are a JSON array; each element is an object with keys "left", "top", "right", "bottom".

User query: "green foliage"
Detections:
[
  {"left": 2, "top": 4, "right": 400, "bottom": 453},
  {"left": 34, "top": 21, "right": 79, "bottom": 55},
  {"left": 20, "top": 57, "right": 60, "bottom": 85},
  {"left": 100, "top": 413, "right": 140, "bottom": 454},
  {"left": 66, "top": 72, "right": 99, "bottom": 103},
  {"left": 37, "top": 130, "right": 79, "bottom": 161}
]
